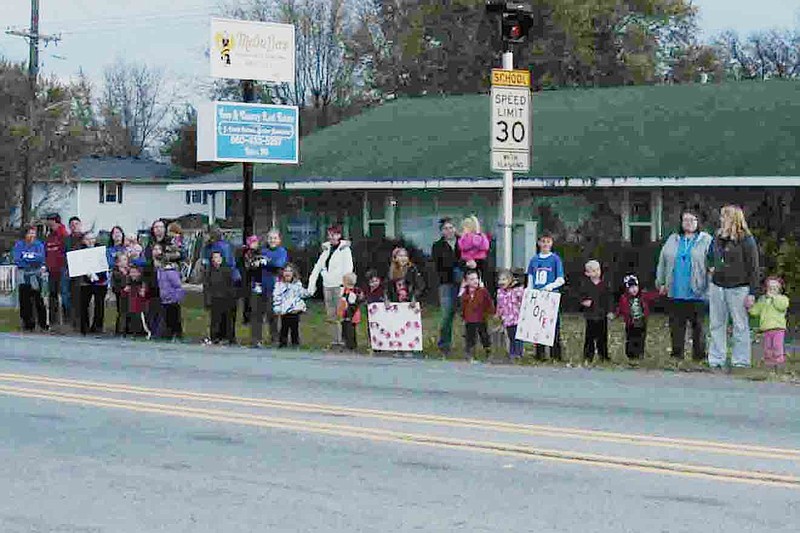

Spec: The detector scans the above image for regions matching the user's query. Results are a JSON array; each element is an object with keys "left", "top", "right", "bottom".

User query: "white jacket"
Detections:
[{"left": 307, "top": 240, "right": 354, "bottom": 294}]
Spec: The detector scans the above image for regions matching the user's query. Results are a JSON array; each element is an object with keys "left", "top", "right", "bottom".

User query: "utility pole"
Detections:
[
  {"left": 241, "top": 79, "right": 255, "bottom": 245},
  {"left": 6, "top": 0, "right": 61, "bottom": 226}
]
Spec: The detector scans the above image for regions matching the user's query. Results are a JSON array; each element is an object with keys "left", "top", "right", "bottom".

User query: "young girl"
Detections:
[
  {"left": 749, "top": 277, "right": 789, "bottom": 368},
  {"left": 338, "top": 272, "right": 365, "bottom": 350},
  {"left": 386, "top": 247, "right": 426, "bottom": 310},
  {"left": 272, "top": 263, "right": 311, "bottom": 348},
  {"left": 461, "top": 269, "right": 495, "bottom": 361},
  {"left": 364, "top": 269, "right": 385, "bottom": 304},
  {"left": 123, "top": 264, "right": 150, "bottom": 338},
  {"left": 496, "top": 269, "right": 525, "bottom": 360},
  {"left": 613, "top": 274, "right": 660, "bottom": 361},
  {"left": 155, "top": 243, "right": 186, "bottom": 341},
  {"left": 111, "top": 252, "right": 130, "bottom": 336},
  {"left": 458, "top": 215, "right": 490, "bottom": 284}
]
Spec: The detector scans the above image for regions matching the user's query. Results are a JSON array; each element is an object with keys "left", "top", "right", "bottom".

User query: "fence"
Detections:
[{"left": 0, "top": 265, "right": 16, "bottom": 294}]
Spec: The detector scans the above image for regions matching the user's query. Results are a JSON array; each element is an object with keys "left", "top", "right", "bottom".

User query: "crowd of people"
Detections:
[{"left": 10, "top": 203, "right": 789, "bottom": 369}]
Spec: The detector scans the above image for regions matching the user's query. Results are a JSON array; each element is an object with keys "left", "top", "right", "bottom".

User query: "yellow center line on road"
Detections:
[
  {"left": 0, "top": 372, "right": 798, "bottom": 461},
  {"left": 0, "top": 383, "right": 798, "bottom": 489}
]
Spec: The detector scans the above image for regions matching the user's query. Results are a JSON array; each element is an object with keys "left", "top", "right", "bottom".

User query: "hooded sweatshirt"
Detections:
[
  {"left": 308, "top": 240, "right": 354, "bottom": 290},
  {"left": 13, "top": 239, "right": 46, "bottom": 289},
  {"left": 45, "top": 223, "right": 68, "bottom": 274}
]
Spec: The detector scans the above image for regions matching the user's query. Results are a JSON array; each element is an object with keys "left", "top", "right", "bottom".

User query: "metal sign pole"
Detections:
[
  {"left": 501, "top": 51, "right": 514, "bottom": 270},
  {"left": 241, "top": 79, "right": 255, "bottom": 246}
]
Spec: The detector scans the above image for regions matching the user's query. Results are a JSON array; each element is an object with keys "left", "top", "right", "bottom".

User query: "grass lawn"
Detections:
[{"left": 2, "top": 292, "right": 798, "bottom": 382}]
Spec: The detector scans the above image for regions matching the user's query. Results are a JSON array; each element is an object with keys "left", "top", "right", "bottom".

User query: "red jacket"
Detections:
[
  {"left": 461, "top": 286, "right": 495, "bottom": 323},
  {"left": 616, "top": 290, "right": 660, "bottom": 328},
  {"left": 45, "top": 223, "right": 68, "bottom": 274}
]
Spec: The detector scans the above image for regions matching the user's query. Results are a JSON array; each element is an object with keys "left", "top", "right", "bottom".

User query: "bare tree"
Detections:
[
  {"left": 99, "top": 59, "right": 173, "bottom": 156},
  {"left": 715, "top": 29, "right": 800, "bottom": 80}
]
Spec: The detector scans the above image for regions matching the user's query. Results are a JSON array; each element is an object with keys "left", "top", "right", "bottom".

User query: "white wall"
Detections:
[{"left": 75, "top": 182, "right": 226, "bottom": 235}]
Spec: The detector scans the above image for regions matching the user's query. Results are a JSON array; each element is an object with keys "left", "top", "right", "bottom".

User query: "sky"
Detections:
[{"left": 0, "top": 0, "right": 798, "bottom": 100}]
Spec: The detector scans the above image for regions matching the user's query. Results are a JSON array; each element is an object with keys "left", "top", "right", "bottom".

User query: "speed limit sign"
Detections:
[{"left": 490, "top": 69, "right": 531, "bottom": 172}]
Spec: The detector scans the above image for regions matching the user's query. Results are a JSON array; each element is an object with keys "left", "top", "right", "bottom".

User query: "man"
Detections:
[
  {"left": 431, "top": 217, "right": 462, "bottom": 355},
  {"left": 64, "top": 216, "right": 84, "bottom": 329},
  {"left": 44, "top": 214, "right": 68, "bottom": 326}
]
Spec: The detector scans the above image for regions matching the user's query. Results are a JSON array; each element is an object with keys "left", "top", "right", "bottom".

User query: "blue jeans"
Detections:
[
  {"left": 438, "top": 283, "right": 459, "bottom": 350},
  {"left": 506, "top": 325, "right": 524, "bottom": 358},
  {"left": 708, "top": 283, "right": 751, "bottom": 368}
]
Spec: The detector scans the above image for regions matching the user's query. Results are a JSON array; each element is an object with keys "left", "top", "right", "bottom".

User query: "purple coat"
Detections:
[{"left": 157, "top": 268, "right": 185, "bottom": 304}]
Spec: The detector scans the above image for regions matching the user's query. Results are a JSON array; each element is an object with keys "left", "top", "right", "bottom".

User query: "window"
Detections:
[
  {"left": 186, "top": 191, "right": 208, "bottom": 205},
  {"left": 622, "top": 189, "right": 663, "bottom": 243},
  {"left": 99, "top": 182, "right": 123, "bottom": 204}
]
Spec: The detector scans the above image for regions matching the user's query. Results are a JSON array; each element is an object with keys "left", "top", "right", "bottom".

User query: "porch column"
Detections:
[
  {"left": 385, "top": 193, "right": 396, "bottom": 239},
  {"left": 652, "top": 187, "right": 663, "bottom": 241},
  {"left": 621, "top": 189, "right": 631, "bottom": 242},
  {"left": 362, "top": 192, "right": 369, "bottom": 236}
]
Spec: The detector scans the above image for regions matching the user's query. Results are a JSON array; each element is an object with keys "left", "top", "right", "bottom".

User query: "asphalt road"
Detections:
[{"left": 0, "top": 333, "right": 798, "bottom": 533}]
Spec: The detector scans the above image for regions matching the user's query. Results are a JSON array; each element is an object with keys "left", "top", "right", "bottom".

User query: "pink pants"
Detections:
[{"left": 762, "top": 329, "right": 786, "bottom": 366}]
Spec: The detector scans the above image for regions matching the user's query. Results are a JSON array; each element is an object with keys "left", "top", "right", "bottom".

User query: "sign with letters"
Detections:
[
  {"left": 491, "top": 68, "right": 531, "bottom": 173},
  {"left": 210, "top": 17, "right": 295, "bottom": 83},
  {"left": 515, "top": 288, "right": 561, "bottom": 347}
]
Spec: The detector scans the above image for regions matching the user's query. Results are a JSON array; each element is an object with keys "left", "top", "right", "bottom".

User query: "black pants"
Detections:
[
  {"left": 113, "top": 290, "right": 126, "bottom": 335},
  {"left": 279, "top": 314, "right": 300, "bottom": 347},
  {"left": 210, "top": 298, "right": 236, "bottom": 343},
  {"left": 669, "top": 300, "right": 706, "bottom": 361},
  {"left": 584, "top": 318, "right": 609, "bottom": 362},
  {"left": 19, "top": 284, "right": 47, "bottom": 331},
  {"left": 147, "top": 301, "right": 165, "bottom": 339},
  {"left": 163, "top": 303, "right": 183, "bottom": 339},
  {"left": 342, "top": 321, "right": 357, "bottom": 350},
  {"left": 535, "top": 316, "right": 562, "bottom": 360},
  {"left": 79, "top": 285, "right": 107, "bottom": 335},
  {"left": 465, "top": 322, "right": 490, "bottom": 354},
  {"left": 69, "top": 278, "right": 81, "bottom": 329},
  {"left": 125, "top": 311, "right": 147, "bottom": 337},
  {"left": 242, "top": 271, "right": 253, "bottom": 324},
  {"left": 251, "top": 292, "right": 277, "bottom": 345},
  {"left": 47, "top": 272, "right": 63, "bottom": 326},
  {"left": 625, "top": 324, "right": 647, "bottom": 359}
]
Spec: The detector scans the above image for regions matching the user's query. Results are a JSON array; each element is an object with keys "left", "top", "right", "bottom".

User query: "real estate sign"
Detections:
[
  {"left": 210, "top": 17, "right": 295, "bottom": 83},
  {"left": 197, "top": 101, "right": 299, "bottom": 164}
]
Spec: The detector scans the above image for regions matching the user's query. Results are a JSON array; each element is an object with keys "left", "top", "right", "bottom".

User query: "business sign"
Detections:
[
  {"left": 210, "top": 17, "right": 295, "bottom": 83},
  {"left": 491, "top": 69, "right": 531, "bottom": 173},
  {"left": 197, "top": 101, "right": 299, "bottom": 164},
  {"left": 515, "top": 289, "right": 561, "bottom": 347}
]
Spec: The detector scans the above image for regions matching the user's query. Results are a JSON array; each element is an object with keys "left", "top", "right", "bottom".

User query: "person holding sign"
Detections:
[
  {"left": 526, "top": 233, "right": 565, "bottom": 361},
  {"left": 76, "top": 233, "right": 109, "bottom": 336}
]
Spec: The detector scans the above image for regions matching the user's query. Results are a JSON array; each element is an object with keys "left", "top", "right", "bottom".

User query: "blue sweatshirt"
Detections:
[
  {"left": 13, "top": 240, "right": 46, "bottom": 271},
  {"left": 257, "top": 246, "right": 288, "bottom": 294},
  {"left": 106, "top": 244, "right": 126, "bottom": 269}
]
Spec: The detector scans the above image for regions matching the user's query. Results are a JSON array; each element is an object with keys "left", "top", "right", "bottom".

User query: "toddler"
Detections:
[
  {"left": 272, "top": 263, "right": 311, "bottom": 347},
  {"left": 613, "top": 274, "right": 660, "bottom": 360},
  {"left": 461, "top": 269, "right": 495, "bottom": 361},
  {"left": 495, "top": 269, "right": 524, "bottom": 360},
  {"left": 749, "top": 277, "right": 789, "bottom": 368},
  {"left": 338, "top": 272, "right": 365, "bottom": 350}
]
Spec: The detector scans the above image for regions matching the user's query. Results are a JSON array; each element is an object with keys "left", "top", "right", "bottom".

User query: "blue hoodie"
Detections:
[
  {"left": 13, "top": 239, "right": 45, "bottom": 271},
  {"left": 257, "top": 246, "right": 288, "bottom": 294},
  {"left": 106, "top": 244, "right": 126, "bottom": 269}
]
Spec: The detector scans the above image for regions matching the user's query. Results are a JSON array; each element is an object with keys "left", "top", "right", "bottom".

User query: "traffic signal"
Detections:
[{"left": 485, "top": 1, "right": 535, "bottom": 44}]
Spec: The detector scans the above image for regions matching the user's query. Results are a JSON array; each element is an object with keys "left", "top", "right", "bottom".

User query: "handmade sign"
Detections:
[
  {"left": 515, "top": 288, "right": 561, "bottom": 347},
  {"left": 67, "top": 246, "right": 109, "bottom": 278},
  {"left": 367, "top": 302, "right": 424, "bottom": 352}
]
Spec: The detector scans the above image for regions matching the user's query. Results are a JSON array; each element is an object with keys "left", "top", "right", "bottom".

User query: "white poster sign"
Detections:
[
  {"left": 367, "top": 302, "right": 424, "bottom": 352},
  {"left": 210, "top": 17, "right": 295, "bottom": 83},
  {"left": 515, "top": 289, "right": 561, "bottom": 347},
  {"left": 67, "top": 246, "right": 109, "bottom": 278}
]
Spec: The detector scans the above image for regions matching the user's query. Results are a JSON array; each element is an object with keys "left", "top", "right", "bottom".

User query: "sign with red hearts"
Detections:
[{"left": 367, "top": 302, "right": 423, "bottom": 352}]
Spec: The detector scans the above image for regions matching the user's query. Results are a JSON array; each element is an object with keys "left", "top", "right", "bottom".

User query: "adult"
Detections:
[
  {"left": 144, "top": 219, "right": 168, "bottom": 262},
  {"left": 249, "top": 230, "right": 288, "bottom": 347},
  {"left": 77, "top": 232, "right": 109, "bottom": 335},
  {"left": 12, "top": 226, "right": 47, "bottom": 331},
  {"left": 64, "top": 216, "right": 84, "bottom": 329},
  {"left": 44, "top": 214, "right": 68, "bottom": 326},
  {"left": 707, "top": 205, "right": 760, "bottom": 369},
  {"left": 307, "top": 224, "right": 354, "bottom": 348},
  {"left": 655, "top": 211, "right": 713, "bottom": 362},
  {"left": 431, "top": 217, "right": 462, "bottom": 354},
  {"left": 144, "top": 219, "right": 169, "bottom": 338},
  {"left": 106, "top": 226, "right": 127, "bottom": 335}
]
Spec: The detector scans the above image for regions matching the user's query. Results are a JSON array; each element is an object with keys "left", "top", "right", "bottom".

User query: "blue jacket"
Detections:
[
  {"left": 257, "top": 246, "right": 288, "bottom": 294},
  {"left": 204, "top": 240, "right": 235, "bottom": 268},
  {"left": 13, "top": 240, "right": 45, "bottom": 271},
  {"left": 106, "top": 244, "right": 126, "bottom": 269}
]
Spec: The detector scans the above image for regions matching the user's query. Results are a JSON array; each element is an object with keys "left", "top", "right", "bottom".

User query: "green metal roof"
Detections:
[{"left": 227, "top": 81, "right": 800, "bottom": 181}]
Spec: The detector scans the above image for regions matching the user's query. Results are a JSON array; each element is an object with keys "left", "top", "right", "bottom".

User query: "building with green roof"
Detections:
[{"left": 170, "top": 81, "right": 800, "bottom": 269}]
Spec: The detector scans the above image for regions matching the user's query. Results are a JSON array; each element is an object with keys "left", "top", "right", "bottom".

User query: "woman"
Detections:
[
  {"left": 77, "top": 232, "right": 109, "bottom": 335},
  {"left": 249, "top": 229, "right": 288, "bottom": 347},
  {"left": 144, "top": 219, "right": 168, "bottom": 262},
  {"left": 307, "top": 225, "right": 354, "bottom": 347},
  {"left": 106, "top": 226, "right": 127, "bottom": 335},
  {"left": 144, "top": 219, "right": 169, "bottom": 337},
  {"left": 655, "top": 211, "right": 713, "bottom": 362},
  {"left": 707, "top": 205, "right": 760, "bottom": 369},
  {"left": 12, "top": 226, "right": 47, "bottom": 332}
]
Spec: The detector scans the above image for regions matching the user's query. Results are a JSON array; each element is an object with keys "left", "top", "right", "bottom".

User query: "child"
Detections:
[
  {"left": 526, "top": 232, "right": 565, "bottom": 361},
  {"left": 365, "top": 269, "right": 385, "bottom": 304},
  {"left": 128, "top": 243, "right": 147, "bottom": 268},
  {"left": 338, "top": 272, "right": 365, "bottom": 350},
  {"left": 458, "top": 215, "right": 490, "bottom": 286},
  {"left": 579, "top": 260, "right": 613, "bottom": 364},
  {"left": 613, "top": 274, "right": 660, "bottom": 361},
  {"left": 203, "top": 250, "right": 237, "bottom": 345},
  {"left": 78, "top": 232, "right": 109, "bottom": 336},
  {"left": 495, "top": 269, "right": 524, "bottom": 360},
  {"left": 164, "top": 221, "right": 184, "bottom": 271},
  {"left": 111, "top": 252, "right": 130, "bottom": 336},
  {"left": 461, "top": 269, "right": 495, "bottom": 361},
  {"left": 749, "top": 277, "right": 789, "bottom": 368},
  {"left": 157, "top": 244, "right": 186, "bottom": 341},
  {"left": 386, "top": 247, "right": 426, "bottom": 308},
  {"left": 272, "top": 263, "right": 311, "bottom": 348},
  {"left": 123, "top": 264, "right": 150, "bottom": 338}
]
